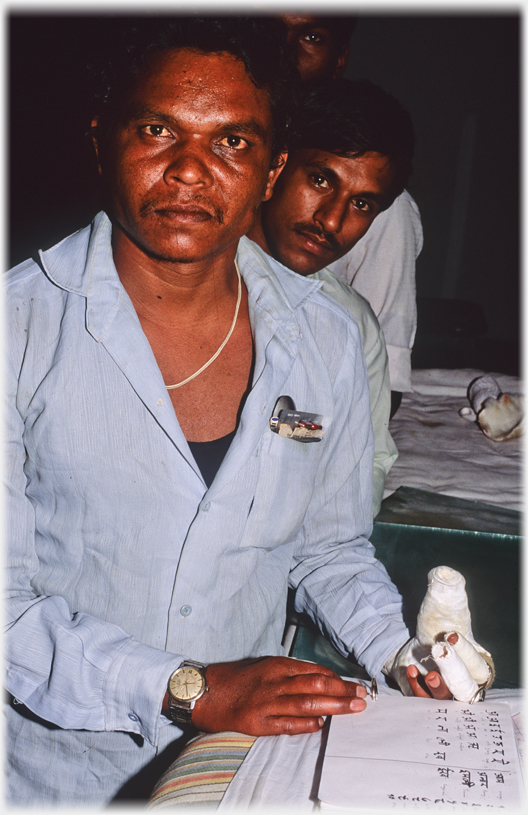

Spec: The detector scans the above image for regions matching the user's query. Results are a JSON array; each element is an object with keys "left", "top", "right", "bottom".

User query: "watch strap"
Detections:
[{"left": 167, "top": 696, "right": 194, "bottom": 727}]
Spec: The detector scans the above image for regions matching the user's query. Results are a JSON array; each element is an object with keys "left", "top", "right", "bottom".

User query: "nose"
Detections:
[
  {"left": 314, "top": 195, "right": 347, "bottom": 235},
  {"left": 163, "top": 138, "right": 214, "bottom": 187}
]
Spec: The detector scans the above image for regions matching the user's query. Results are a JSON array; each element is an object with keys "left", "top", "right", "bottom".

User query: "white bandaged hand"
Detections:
[{"left": 385, "top": 566, "right": 494, "bottom": 702}]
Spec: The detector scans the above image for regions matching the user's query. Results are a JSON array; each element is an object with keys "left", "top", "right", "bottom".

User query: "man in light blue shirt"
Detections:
[{"left": 5, "top": 17, "right": 449, "bottom": 806}]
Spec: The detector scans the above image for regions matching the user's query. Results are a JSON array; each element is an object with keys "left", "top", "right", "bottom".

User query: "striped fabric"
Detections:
[{"left": 147, "top": 732, "right": 256, "bottom": 809}]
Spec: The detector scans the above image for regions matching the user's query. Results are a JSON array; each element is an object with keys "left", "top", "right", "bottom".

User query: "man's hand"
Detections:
[
  {"left": 191, "top": 656, "right": 367, "bottom": 736},
  {"left": 406, "top": 665, "right": 452, "bottom": 700}
]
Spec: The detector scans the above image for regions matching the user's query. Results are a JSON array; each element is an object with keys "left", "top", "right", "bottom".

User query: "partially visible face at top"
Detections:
[
  {"left": 278, "top": 15, "right": 349, "bottom": 80},
  {"left": 259, "top": 148, "right": 397, "bottom": 276},
  {"left": 92, "top": 48, "right": 284, "bottom": 266}
]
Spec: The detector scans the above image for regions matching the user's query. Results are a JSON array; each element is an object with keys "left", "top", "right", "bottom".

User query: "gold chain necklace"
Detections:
[{"left": 165, "top": 260, "right": 242, "bottom": 390}]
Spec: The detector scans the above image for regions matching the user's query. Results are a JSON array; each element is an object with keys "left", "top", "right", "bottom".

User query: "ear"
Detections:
[
  {"left": 332, "top": 45, "right": 350, "bottom": 79},
  {"left": 262, "top": 150, "right": 288, "bottom": 202},
  {"left": 91, "top": 117, "right": 102, "bottom": 174}
]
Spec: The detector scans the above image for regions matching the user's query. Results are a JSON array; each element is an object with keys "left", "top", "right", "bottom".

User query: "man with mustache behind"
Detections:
[
  {"left": 248, "top": 77, "right": 413, "bottom": 514},
  {"left": 278, "top": 14, "right": 422, "bottom": 416}
]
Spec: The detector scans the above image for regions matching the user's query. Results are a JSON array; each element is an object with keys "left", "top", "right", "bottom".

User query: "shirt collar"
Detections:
[
  {"left": 39, "top": 211, "right": 116, "bottom": 297},
  {"left": 38, "top": 211, "right": 323, "bottom": 328}
]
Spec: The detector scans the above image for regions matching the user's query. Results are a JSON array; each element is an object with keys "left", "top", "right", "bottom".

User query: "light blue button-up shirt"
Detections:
[{"left": 5, "top": 212, "right": 409, "bottom": 804}]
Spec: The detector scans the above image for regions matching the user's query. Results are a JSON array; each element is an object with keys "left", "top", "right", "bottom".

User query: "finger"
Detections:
[
  {"left": 424, "top": 671, "right": 452, "bottom": 701},
  {"left": 264, "top": 715, "right": 327, "bottom": 736},
  {"left": 285, "top": 671, "right": 368, "bottom": 699},
  {"left": 276, "top": 692, "right": 367, "bottom": 717},
  {"left": 406, "top": 664, "right": 431, "bottom": 698}
]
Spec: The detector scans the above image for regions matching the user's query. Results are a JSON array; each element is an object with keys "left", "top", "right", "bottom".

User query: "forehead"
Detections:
[
  {"left": 289, "top": 148, "right": 396, "bottom": 190},
  {"left": 123, "top": 48, "right": 273, "bottom": 131},
  {"left": 280, "top": 15, "right": 331, "bottom": 31}
]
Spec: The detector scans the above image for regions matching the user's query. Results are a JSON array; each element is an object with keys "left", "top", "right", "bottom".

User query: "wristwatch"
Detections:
[{"left": 167, "top": 660, "right": 208, "bottom": 726}]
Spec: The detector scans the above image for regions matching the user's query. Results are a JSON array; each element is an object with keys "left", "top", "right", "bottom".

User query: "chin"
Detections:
[
  {"left": 285, "top": 257, "right": 323, "bottom": 277},
  {"left": 143, "top": 234, "right": 217, "bottom": 264}
]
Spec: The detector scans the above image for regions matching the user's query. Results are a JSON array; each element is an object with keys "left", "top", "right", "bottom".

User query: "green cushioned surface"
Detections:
[{"left": 376, "top": 487, "right": 521, "bottom": 536}]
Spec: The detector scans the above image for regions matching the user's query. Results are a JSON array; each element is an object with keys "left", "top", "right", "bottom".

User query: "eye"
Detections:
[
  {"left": 140, "top": 124, "right": 171, "bottom": 138},
  {"left": 219, "top": 135, "right": 249, "bottom": 150},
  {"left": 301, "top": 32, "right": 323, "bottom": 44},
  {"left": 311, "top": 174, "right": 330, "bottom": 189},
  {"left": 353, "top": 198, "right": 372, "bottom": 212}
]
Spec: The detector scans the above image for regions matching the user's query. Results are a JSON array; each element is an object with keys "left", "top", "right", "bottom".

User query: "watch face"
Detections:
[{"left": 169, "top": 667, "right": 205, "bottom": 701}]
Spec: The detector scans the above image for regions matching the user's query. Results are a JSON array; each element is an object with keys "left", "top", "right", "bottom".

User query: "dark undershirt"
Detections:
[
  {"left": 188, "top": 429, "right": 236, "bottom": 488},
  {"left": 188, "top": 353, "right": 255, "bottom": 488}
]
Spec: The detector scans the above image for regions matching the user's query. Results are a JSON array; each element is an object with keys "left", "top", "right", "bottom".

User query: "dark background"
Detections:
[{"left": 8, "top": 12, "right": 520, "bottom": 374}]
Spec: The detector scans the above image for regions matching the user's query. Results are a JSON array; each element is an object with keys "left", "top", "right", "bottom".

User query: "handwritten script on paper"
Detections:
[{"left": 318, "top": 696, "right": 524, "bottom": 810}]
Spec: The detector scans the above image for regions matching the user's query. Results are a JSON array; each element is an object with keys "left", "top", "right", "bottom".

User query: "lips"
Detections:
[
  {"left": 139, "top": 196, "right": 217, "bottom": 224},
  {"left": 295, "top": 228, "right": 334, "bottom": 257},
  {"left": 154, "top": 204, "right": 213, "bottom": 224}
]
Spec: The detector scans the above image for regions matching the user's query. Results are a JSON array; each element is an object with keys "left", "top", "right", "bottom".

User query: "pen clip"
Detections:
[{"left": 370, "top": 677, "right": 378, "bottom": 701}]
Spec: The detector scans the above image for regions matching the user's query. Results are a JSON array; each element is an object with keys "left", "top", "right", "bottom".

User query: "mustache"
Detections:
[
  {"left": 139, "top": 196, "right": 224, "bottom": 224},
  {"left": 292, "top": 222, "right": 339, "bottom": 252}
]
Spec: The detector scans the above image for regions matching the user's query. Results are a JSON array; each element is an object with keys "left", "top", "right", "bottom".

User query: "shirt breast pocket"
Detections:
[{"left": 238, "top": 430, "right": 326, "bottom": 551}]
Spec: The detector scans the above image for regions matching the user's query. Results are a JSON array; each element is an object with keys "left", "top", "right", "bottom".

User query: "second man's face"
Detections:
[{"left": 260, "top": 148, "right": 397, "bottom": 276}]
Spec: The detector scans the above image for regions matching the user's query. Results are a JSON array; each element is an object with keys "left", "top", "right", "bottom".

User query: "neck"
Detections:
[
  {"left": 111, "top": 224, "right": 240, "bottom": 316},
  {"left": 246, "top": 208, "right": 271, "bottom": 258}
]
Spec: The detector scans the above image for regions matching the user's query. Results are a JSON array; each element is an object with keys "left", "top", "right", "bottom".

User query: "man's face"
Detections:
[
  {"left": 94, "top": 49, "right": 283, "bottom": 265},
  {"left": 260, "top": 148, "right": 397, "bottom": 276},
  {"left": 279, "top": 15, "right": 348, "bottom": 80}
]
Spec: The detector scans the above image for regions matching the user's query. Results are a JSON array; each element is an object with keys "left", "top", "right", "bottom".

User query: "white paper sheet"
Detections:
[{"left": 319, "top": 696, "right": 524, "bottom": 810}]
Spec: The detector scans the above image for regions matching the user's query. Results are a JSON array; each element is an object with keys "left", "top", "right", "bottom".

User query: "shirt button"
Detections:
[
  {"left": 128, "top": 713, "right": 139, "bottom": 722},
  {"left": 202, "top": 502, "right": 210, "bottom": 512},
  {"left": 180, "top": 605, "right": 192, "bottom": 617}
]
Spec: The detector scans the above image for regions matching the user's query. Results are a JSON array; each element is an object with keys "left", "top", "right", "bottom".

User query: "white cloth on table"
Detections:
[
  {"left": 220, "top": 686, "right": 524, "bottom": 810},
  {"left": 384, "top": 368, "right": 523, "bottom": 511},
  {"left": 327, "top": 190, "right": 422, "bottom": 395}
]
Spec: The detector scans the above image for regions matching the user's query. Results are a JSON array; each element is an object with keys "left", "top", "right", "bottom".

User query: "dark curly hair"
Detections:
[
  {"left": 289, "top": 78, "right": 415, "bottom": 199},
  {"left": 91, "top": 16, "right": 298, "bottom": 166}
]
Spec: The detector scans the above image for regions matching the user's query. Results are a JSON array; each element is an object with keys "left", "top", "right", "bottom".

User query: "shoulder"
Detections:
[
  {"left": 239, "top": 238, "right": 365, "bottom": 377},
  {"left": 240, "top": 236, "right": 362, "bottom": 336},
  {"left": 5, "top": 256, "right": 60, "bottom": 321},
  {"left": 309, "top": 269, "right": 381, "bottom": 348},
  {"left": 5, "top": 221, "right": 98, "bottom": 379},
  {"left": 5, "top": 256, "right": 43, "bottom": 292},
  {"left": 6, "top": 218, "right": 95, "bottom": 297}
]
